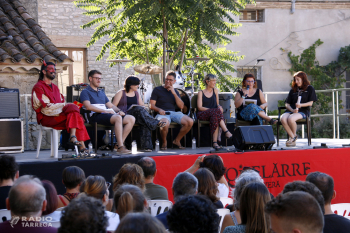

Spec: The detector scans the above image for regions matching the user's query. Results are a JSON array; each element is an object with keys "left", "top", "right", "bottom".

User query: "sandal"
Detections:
[
  {"left": 172, "top": 141, "right": 185, "bottom": 149},
  {"left": 157, "top": 121, "right": 167, "bottom": 128},
  {"left": 269, "top": 119, "right": 277, "bottom": 125},
  {"left": 68, "top": 135, "right": 81, "bottom": 146},
  {"left": 224, "top": 130, "right": 232, "bottom": 139},
  {"left": 160, "top": 146, "right": 167, "bottom": 151},
  {"left": 80, "top": 148, "right": 89, "bottom": 156},
  {"left": 213, "top": 142, "right": 226, "bottom": 151}
]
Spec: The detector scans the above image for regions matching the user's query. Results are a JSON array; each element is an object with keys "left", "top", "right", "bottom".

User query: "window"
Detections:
[
  {"left": 346, "top": 70, "right": 350, "bottom": 110},
  {"left": 239, "top": 10, "right": 264, "bottom": 22},
  {"left": 57, "top": 48, "right": 87, "bottom": 95}
]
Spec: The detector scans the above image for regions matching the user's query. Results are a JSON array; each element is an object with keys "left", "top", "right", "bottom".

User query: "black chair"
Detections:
[
  {"left": 276, "top": 106, "right": 312, "bottom": 146},
  {"left": 84, "top": 123, "right": 114, "bottom": 153}
]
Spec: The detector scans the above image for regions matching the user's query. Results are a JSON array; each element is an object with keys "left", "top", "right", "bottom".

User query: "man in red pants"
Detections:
[{"left": 31, "top": 61, "right": 90, "bottom": 153}]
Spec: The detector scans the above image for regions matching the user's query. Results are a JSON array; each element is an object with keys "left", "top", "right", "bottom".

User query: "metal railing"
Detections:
[{"left": 263, "top": 88, "right": 350, "bottom": 139}]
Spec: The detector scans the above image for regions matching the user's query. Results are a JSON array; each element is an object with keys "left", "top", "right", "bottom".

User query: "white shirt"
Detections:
[
  {"left": 106, "top": 211, "right": 120, "bottom": 232},
  {"left": 217, "top": 183, "right": 229, "bottom": 198}
]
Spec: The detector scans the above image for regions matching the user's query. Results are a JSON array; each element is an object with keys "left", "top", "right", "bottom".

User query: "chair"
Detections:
[
  {"left": 84, "top": 123, "right": 115, "bottom": 153},
  {"left": 0, "top": 209, "right": 11, "bottom": 221},
  {"left": 331, "top": 203, "right": 350, "bottom": 219},
  {"left": 36, "top": 124, "right": 59, "bottom": 159},
  {"left": 276, "top": 106, "right": 312, "bottom": 146},
  {"left": 191, "top": 94, "right": 212, "bottom": 148},
  {"left": 217, "top": 208, "right": 230, "bottom": 233},
  {"left": 219, "top": 197, "right": 233, "bottom": 208},
  {"left": 147, "top": 200, "right": 173, "bottom": 216}
]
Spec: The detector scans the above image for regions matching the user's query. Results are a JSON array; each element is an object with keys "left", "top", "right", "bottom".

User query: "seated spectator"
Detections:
[
  {"left": 223, "top": 182, "right": 271, "bottom": 233},
  {"left": 167, "top": 195, "right": 219, "bottom": 233},
  {"left": 137, "top": 157, "right": 168, "bottom": 200},
  {"left": 194, "top": 168, "right": 223, "bottom": 208},
  {"left": 114, "top": 184, "right": 147, "bottom": 220},
  {"left": 306, "top": 171, "right": 350, "bottom": 233},
  {"left": 58, "top": 194, "right": 108, "bottom": 233},
  {"left": 282, "top": 180, "right": 325, "bottom": 214},
  {"left": 115, "top": 212, "right": 166, "bottom": 233},
  {"left": 42, "top": 180, "right": 60, "bottom": 222},
  {"left": 220, "top": 169, "right": 264, "bottom": 233},
  {"left": 0, "top": 155, "right": 19, "bottom": 209},
  {"left": 186, "top": 154, "right": 229, "bottom": 198},
  {"left": 0, "top": 175, "right": 57, "bottom": 233},
  {"left": 265, "top": 191, "right": 324, "bottom": 233},
  {"left": 112, "top": 163, "right": 145, "bottom": 193},
  {"left": 156, "top": 172, "right": 198, "bottom": 229},
  {"left": 57, "top": 166, "right": 85, "bottom": 208},
  {"left": 80, "top": 175, "right": 119, "bottom": 232}
]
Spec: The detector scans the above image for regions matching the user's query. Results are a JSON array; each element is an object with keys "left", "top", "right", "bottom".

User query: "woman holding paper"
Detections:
[
  {"left": 113, "top": 76, "right": 166, "bottom": 151},
  {"left": 234, "top": 73, "right": 277, "bottom": 125},
  {"left": 281, "top": 71, "right": 317, "bottom": 147}
]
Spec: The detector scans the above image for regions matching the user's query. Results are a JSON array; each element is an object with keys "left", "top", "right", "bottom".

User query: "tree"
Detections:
[{"left": 74, "top": 0, "right": 254, "bottom": 91}]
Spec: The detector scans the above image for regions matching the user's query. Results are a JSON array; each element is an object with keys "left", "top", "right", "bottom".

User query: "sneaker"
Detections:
[{"left": 116, "top": 146, "right": 131, "bottom": 154}]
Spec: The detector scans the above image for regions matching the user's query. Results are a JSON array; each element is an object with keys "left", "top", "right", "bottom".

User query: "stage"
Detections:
[{"left": 11, "top": 138, "right": 350, "bottom": 203}]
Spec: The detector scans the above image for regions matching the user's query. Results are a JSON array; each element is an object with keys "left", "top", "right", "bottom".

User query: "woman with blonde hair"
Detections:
[
  {"left": 112, "top": 163, "right": 145, "bottom": 193},
  {"left": 197, "top": 74, "right": 232, "bottom": 150}
]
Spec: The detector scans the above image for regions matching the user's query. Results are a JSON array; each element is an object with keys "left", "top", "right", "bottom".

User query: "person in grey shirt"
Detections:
[{"left": 137, "top": 157, "right": 168, "bottom": 200}]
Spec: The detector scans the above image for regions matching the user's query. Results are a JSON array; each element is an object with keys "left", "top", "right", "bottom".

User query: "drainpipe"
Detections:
[{"left": 291, "top": 0, "right": 296, "bottom": 14}]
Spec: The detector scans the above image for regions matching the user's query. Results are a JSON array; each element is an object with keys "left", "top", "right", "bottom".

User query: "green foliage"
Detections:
[{"left": 74, "top": 0, "right": 255, "bottom": 90}]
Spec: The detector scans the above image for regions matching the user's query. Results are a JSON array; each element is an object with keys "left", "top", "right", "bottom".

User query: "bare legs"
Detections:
[
  {"left": 258, "top": 111, "right": 273, "bottom": 122},
  {"left": 110, "top": 115, "right": 135, "bottom": 148},
  {"left": 280, "top": 113, "right": 303, "bottom": 139},
  {"left": 159, "top": 116, "right": 193, "bottom": 149},
  {"left": 69, "top": 128, "right": 86, "bottom": 149}
]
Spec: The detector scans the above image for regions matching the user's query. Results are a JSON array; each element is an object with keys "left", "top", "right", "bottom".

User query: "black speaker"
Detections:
[
  {"left": 0, "top": 88, "right": 20, "bottom": 118},
  {"left": 0, "top": 119, "right": 24, "bottom": 153},
  {"left": 232, "top": 125, "right": 275, "bottom": 150},
  {"left": 66, "top": 84, "right": 105, "bottom": 103}
]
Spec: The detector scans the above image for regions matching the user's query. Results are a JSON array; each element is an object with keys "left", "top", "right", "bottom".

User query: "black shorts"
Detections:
[{"left": 89, "top": 113, "right": 115, "bottom": 126}]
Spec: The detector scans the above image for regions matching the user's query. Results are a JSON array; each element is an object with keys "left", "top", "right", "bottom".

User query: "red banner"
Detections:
[{"left": 153, "top": 148, "right": 350, "bottom": 203}]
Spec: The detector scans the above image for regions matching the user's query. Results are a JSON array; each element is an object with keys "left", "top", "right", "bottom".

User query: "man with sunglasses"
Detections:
[
  {"left": 80, "top": 70, "right": 135, "bottom": 154},
  {"left": 150, "top": 70, "right": 193, "bottom": 150}
]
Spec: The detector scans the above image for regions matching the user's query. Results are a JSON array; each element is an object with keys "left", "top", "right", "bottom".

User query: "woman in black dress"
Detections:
[{"left": 281, "top": 71, "right": 317, "bottom": 147}]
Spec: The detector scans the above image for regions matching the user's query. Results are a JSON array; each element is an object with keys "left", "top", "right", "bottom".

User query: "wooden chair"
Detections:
[
  {"left": 191, "top": 94, "right": 212, "bottom": 148},
  {"left": 276, "top": 106, "right": 312, "bottom": 146}
]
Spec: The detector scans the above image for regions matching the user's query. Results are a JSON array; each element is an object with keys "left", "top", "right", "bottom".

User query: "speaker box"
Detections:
[
  {"left": 219, "top": 92, "right": 233, "bottom": 120},
  {"left": 232, "top": 125, "right": 275, "bottom": 150},
  {"left": 0, "top": 119, "right": 24, "bottom": 153},
  {"left": 0, "top": 88, "right": 20, "bottom": 118},
  {"left": 66, "top": 85, "right": 105, "bottom": 103}
]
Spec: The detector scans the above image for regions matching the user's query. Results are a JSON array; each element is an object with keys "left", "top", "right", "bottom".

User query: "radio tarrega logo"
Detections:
[{"left": 9, "top": 216, "right": 54, "bottom": 228}]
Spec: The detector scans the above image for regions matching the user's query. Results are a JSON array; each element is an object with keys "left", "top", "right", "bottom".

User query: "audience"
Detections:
[
  {"left": 113, "top": 184, "right": 147, "bottom": 220},
  {"left": 194, "top": 168, "right": 223, "bottom": 208},
  {"left": 282, "top": 180, "right": 325, "bottom": 214},
  {"left": 306, "top": 171, "right": 350, "bottom": 233},
  {"left": 0, "top": 175, "right": 57, "bottom": 232},
  {"left": 42, "top": 180, "right": 60, "bottom": 221},
  {"left": 115, "top": 212, "right": 166, "bottom": 233},
  {"left": 265, "top": 191, "right": 324, "bottom": 233},
  {"left": 80, "top": 175, "right": 119, "bottom": 232},
  {"left": 167, "top": 195, "right": 219, "bottom": 233},
  {"left": 156, "top": 172, "right": 198, "bottom": 229},
  {"left": 57, "top": 166, "right": 85, "bottom": 208},
  {"left": 223, "top": 182, "right": 271, "bottom": 233},
  {"left": 221, "top": 169, "right": 264, "bottom": 233},
  {"left": 137, "top": 157, "right": 168, "bottom": 200},
  {"left": 112, "top": 163, "right": 145, "bottom": 193},
  {"left": 0, "top": 155, "right": 19, "bottom": 209},
  {"left": 58, "top": 194, "right": 108, "bottom": 233}
]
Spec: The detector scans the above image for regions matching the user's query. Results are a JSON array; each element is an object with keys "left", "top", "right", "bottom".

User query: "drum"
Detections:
[
  {"left": 138, "top": 83, "right": 153, "bottom": 104},
  {"left": 174, "top": 71, "right": 185, "bottom": 89},
  {"left": 175, "top": 88, "right": 191, "bottom": 115}
]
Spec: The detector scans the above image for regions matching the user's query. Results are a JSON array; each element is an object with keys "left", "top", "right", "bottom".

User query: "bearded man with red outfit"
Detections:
[{"left": 31, "top": 61, "right": 89, "bottom": 152}]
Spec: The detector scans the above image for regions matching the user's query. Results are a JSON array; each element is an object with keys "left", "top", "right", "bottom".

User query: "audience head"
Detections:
[
  {"left": 193, "top": 168, "right": 219, "bottom": 203},
  {"left": 8, "top": 175, "right": 46, "bottom": 218},
  {"left": 240, "top": 182, "right": 271, "bottom": 233},
  {"left": 137, "top": 157, "right": 156, "bottom": 179},
  {"left": 116, "top": 212, "right": 166, "bottom": 233},
  {"left": 265, "top": 191, "right": 324, "bottom": 233},
  {"left": 204, "top": 74, "right": 217, "bottom": 86},
  {"left": 242, "top": 73, "right": 257, "bottom": 89},
  {"left": 0, "top": 154, "right": 19, "bottom": 184},
  {"left": 306, "top": 171, "right": 334, "bottom": 205},
  {"left": 62, "top": 166, "right": 85, "bottom": 190},
  {"left": 199, "top": 154, "right": 226, "bottom": 182},
  {"left": 167, "top": 195, "right": 219, "bottom": 233},
  {"left": 113, "top": 184, "right": 147, "bottom": 219},
  {"left": 42, "top": 180, "right": 58, "bottom": 216},
  {"left": 282, "top": 181, "right": 325, "bottom": 214},
  {"left": 292, "top": 71, "right": 310, "bottom": 91},
  {"left": 172, "top": 172, "right": 198, "bottom": 202},
  {"left": 113, "top": 163, "right": 145, "bottom": 192},
  {"left": 58, "top": 193, "right": 108, "bottom": 233},
  {"left": 80, "top": 175, "right": 110, "bottom": 206},
  {"left": 233, "top": 169, "right": 264, "bottom": 210},
  {"left": 124, "top": 76, "right": 140, "bottom": 92}
]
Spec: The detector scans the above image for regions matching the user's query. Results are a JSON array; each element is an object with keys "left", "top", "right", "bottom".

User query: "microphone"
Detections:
[
  {"left": 245, "top": 85, "right": 250, "bottom": 97},
  {"left": 0, "top": 35, "right": 13, "bottom": 42}
]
